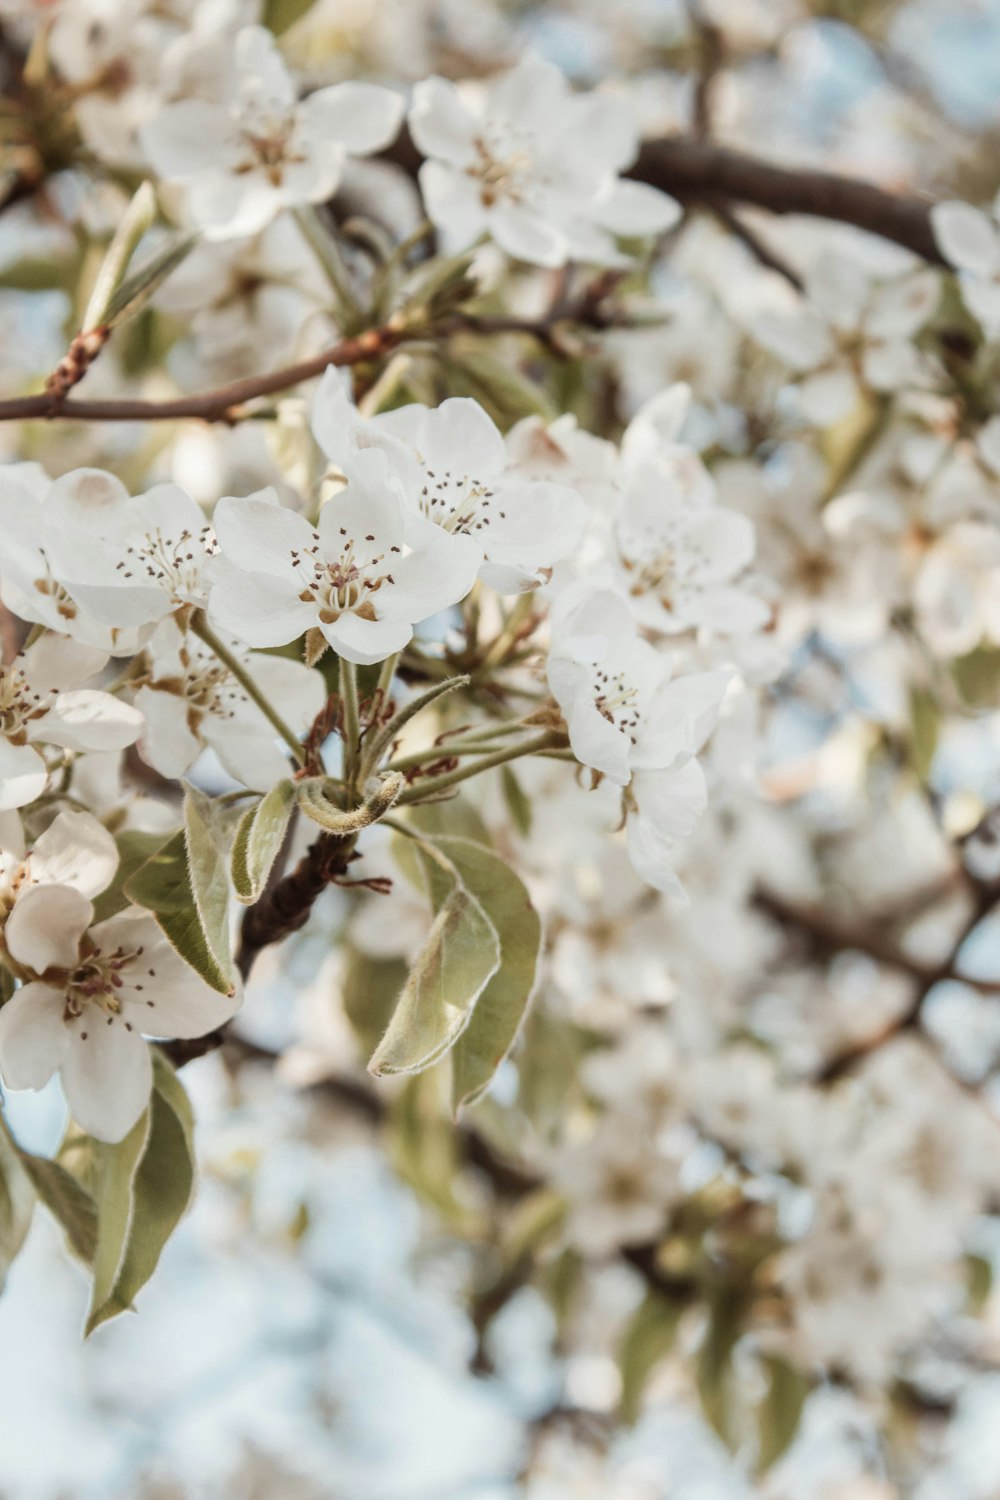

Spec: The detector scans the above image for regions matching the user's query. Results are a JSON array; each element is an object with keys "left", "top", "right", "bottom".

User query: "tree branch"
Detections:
[{"left": 626, "top": 137, "right": 946, "bottom": 265}]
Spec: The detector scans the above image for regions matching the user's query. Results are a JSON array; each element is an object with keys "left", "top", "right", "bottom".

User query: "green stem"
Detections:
[
  {"left": 190, "top": 612, "right": 306, "bottom": 767},
  {"left": 396, "top": 730, "right": 564, "bottom": 806},
  {"left": 375, "top": 651, "right": 400, "bottom": 705},
  {"left": 340, "top": 657, "right": 361, "bottom": 789},
  {"left": 293, "top": 207, "right": 363, "bottom": 329}
]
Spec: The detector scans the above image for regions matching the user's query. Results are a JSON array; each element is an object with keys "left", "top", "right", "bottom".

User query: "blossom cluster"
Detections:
[{"left": 4, "top": 2, "right": 1000, "bottom": 1493}]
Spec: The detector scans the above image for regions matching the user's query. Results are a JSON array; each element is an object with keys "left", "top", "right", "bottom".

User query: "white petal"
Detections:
[
  {"left": 22, "top": 633, "right": 107, "bottom": 691},
  {"left": 60, "top": 1012, "right": 152, "bottom": 1144},
  {"left": 931, "top": 201, "right": 1000, "bottom": 275},
  {"left": 208, "top": 563, "right": 315, "bottom": 648},
  {"left": 32, "top": 689, "right": 143, "bottom": 753},
  {"left": 416, "top": 398, "right": 507, "bottom": 478},
  {"left": 301, "top": 82, "right": 403, "bottom": 156},
  {"left": 0, "top": 739, "right": 47, "bottom": 812},
  {"left": 30, "top": 810, "right": 118, "bottom": 898},
  {"left": 140, "top": 99, "right": 235, "bottom": 179},
  {"left": 44, "top": 468, "right": 129, "bottom": 534},
  {"left": 212, "top": 492, "right": 311, "bottom": 576},
  {"left": 594, "top": 179, "right": 680, "bottom": 236},
  {"left": 6, "top": 884, "right": 92, "bottom": 972},
  {"left": 0, "top": 982, "right": 67, "bottom": 1090},
  {"left": 133, "top": 686, "right": 201, "bottom": 780},
  {"left": 322, "top": 612, "right": 414, "bottom": 666},
  {"left": 417, "top": 161, "right": 487, "bottom": 250},
  {"left": 490, "top": 204, "right": 568, "bottom": 268},
  {"left": 408, "top": 76, "right": 478, "bottom": 166},
  {"left": 92, "top": 911, "right": 241, "bottom": 1039}
]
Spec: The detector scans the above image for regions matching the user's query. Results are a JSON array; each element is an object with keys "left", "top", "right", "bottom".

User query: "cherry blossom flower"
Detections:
[
  {"left": 40, "top": 475, "right": 219, "bottom": 631},
  {"left": 209, "top": 476, "right": 478, "bottom": 665},
  {"left": 0, "top": 887, "right": 240, "bottom": 1142},
  {"left": 312, "top": 371, "right": 587, "bottom": 592},
  {"left": 609, "top": 389, "right": 768, "bottom": 636},
  {"left": 547, "top": 587, "right": 729, "bottom": 894},
  {"left": 134, "top": 615, "right": 325, "bottom": 787},
  {"left": 141, "top": 24, "right": 403, "bottom": 239},
  {"left": 408, "top": 56, "right": 679, "bottom": 267},
  {"left": 0, "top": 633, "right": 143, "bottom": 812},
  {"left": 0, "top": 808, "right": 119, "bottom": 915},
  {"left": 0, "top": 465, "right": 142, "bottom": 652}
]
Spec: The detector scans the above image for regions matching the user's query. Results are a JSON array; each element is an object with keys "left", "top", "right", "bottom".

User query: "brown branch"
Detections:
[
  {"left": 0, "top": 304, "right": 625, "bottom": 425},
  {"left": 626, "top": 138, "right": 946, "bottom": 265},
  {"left": 755, "top": 881, "right": 1000, "bottom": 1082}
]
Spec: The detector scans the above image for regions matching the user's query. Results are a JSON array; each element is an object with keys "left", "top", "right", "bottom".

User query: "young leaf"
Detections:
[
  {"left": 424, "top": 836, "right": 541, "bottom": 1113},
  {"left": 124, "top": 809, "right": 235, "bottom": 997},
  {"left": 231, "top": 779, "right": 296, "bottom": 904},
  {"left": 368, "top": 851, "right": 500, "bottom": 1077},
  {"left": 86, "top": 1054, "right": 195, "bottom": 1335},
  {"left": 756, "top": 1354, "right": 810, "bottom": 1474},
  {"left": 103, "top": 231, "right": 198, "bottom": 329},
  {"left": 618, "top": 1291, "right": 684, "bottom": 1425},
  {"left": 0, "top": 1121, "right": 34, "bottom": 1288},
  {"left": 91, "top": 827, "right": 174, "bottom": 924},
  {"left": 500, "top": 765, "right": 532, "bottom": 837},
  {"left": 83, "top": 180, "right": 157, "bottom": 332},
  {"left": 17, "top": 1150, "right": 98, "bottom": 1266}
]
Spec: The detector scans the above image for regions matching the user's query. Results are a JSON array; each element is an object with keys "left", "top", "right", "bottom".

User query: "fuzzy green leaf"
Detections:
[
  {"left": 124, "top": 794, "right": 235, "bottom": 996},
  {"left": 231, "top": 780, "right": 296, "bottom": 904},
  {"left": 17, "top": 1149, "right": 97, "bottom": 1266},
  {"left": 0, "top": 1121, "right": 35, "bottom": 1287},
  {"left": 368, "top": 846, "right": 499, "bottom": 1077},
  {"left": 756, "top": 1355, "right": 810, "bottom": 1473},
  {"left": 86, "top": 1055, "right": 195, "bottom": 1335},
  {"left": 427, "top": 836, "right": 541, "bottom": 1113}
]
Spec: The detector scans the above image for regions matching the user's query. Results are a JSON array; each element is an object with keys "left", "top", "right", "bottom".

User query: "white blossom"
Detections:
[
  {"left": 312, "top": 371, "right": 588, "bottom": 592},
  {"left": 0, "top": 886, "right": 240, "bottom": 1142},
  {"left": 134, "top": 615, "right": 325, "bottom": 787},
  {"left": 141, "top": 24, "right": 403, "bottom": 239},
  {"left": 547, "top": 587, "right": 729, "bottom": 895},
  {"left": 408, "top": 57, "right": 679, "bottom": 267},
  {"left": 209, "top": 476, "right": 478, "bottom": 665},
  {"left": 0, "top": 634, "right": 143, "bottom": 812}
]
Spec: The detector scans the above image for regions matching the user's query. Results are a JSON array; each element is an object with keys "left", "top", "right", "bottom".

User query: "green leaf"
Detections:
[
  {"left": 297, "top": 772, "right": 403, "bottom": 833},
  {"left": 83, "top": 180, "right": 157, "bottom": 331},
  {"left": 500, "top": 765, "right": 532, "bottom": 837},
  {"left": 952, "top": 643, "right": 1000, "bottom": 708},
  {"left": 428, "top": 836, "right": 541, "bottom": 1113},
  {"left": 17, "top": 1150, "right": 97, "bottom": 1266},
  {"left": 231, "top": 780, "right": 296, "bottom": 904},
  {"left": 124, "top": 795, "right": 235, "bottom": 996},
  {"left": 91, "top": 827, "right": 174, "bottom": 924},
  {"left": 86, "top": 1054, "right": 195, "bottom": 1335},
  {"left": 756, "top": 1355, "right": 809, "bottom": 1473},
  {"left": 696, "top": 1287, "right": 746, "bottom": 1448},
  {"left": 263, "top": 0, "right": 316, "bottom": 30},
  {"left": 103, "top": 231, "right": 198, "bottom": 329},
  {"left": 368, "top": 843, "right": 500, "bottom": 1077},
  {"left": 618, "top": 1291, "right": 684, "bottom": 1425},
  {"left": 342, "top": 948, "right": 409, "bottom": 1055},
  {"left": 0, "top": 1121, "right": 35, "bottom": 1288},
  {"left": 909, "top": 686, "right": 940, "bottom": 783}
]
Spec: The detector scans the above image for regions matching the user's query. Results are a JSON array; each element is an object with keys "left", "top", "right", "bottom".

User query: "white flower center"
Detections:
[
  {"left": 468, "top": 129, "right": 542, "bottom": 208},
  {"left": 591, "top": 666, "right": 641, "bottom": 741},
  {"left": 235, "top": 106, "right": 305, "bottom": 182},
  {"left": 116, "top": 523, "right": 216, "bottom": 602},
  {"left": 290, "top": 526, "right": 402, "bottom": 625},
  {"left": 418, "top": 465, "right": 505, "bottom": 536},
  {"left": 61, "top": 938, "right": 159, "bottom": 1037},
  {"left": 0, "top": 663, "right": 54, "bottom": 745}
]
